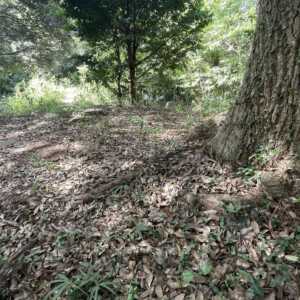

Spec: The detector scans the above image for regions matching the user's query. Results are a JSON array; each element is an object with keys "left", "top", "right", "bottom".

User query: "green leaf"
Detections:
[
  {"left": 182, "top": 270, "right": 195, "bottom": 284},
  {"left": 199, "top": 260, "right": 213, "bottom": 276},
  {"left": 239, "top": 270, "right": 264, "bottom": 297},
  {"left": 285, "top": 255, "right": 299, "bottom": 263}
]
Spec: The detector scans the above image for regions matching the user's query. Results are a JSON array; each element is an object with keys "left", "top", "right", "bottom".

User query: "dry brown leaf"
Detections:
[
  {"left": 155, "top": 285, "right": 164, "bottom": 298},
  {"left": 174, "top": 293, "right": 185, "bottom": 300},
  {"left": 264, "top": 292, "right": 276, "bottom": 300}
]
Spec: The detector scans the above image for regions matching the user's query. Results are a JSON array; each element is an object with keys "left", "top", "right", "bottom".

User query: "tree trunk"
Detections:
[
  {"left": 116, "top": 46, "right": 124, "bottom": 104},
  {"left": 127, "top": 0, "right": 137, "bottom": 104},
  {"left": 211, "top": 0, "right": 300, "bottom": 163},
  {"left": 128, "top": 59, "right": 137, "bottom": 103}
]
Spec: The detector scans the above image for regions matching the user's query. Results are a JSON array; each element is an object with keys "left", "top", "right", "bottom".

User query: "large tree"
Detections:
[
  {"left": 62, "top": 0, "right": 210, "bottom": 102},
  {"left": 212, "top": 0, "right": 300, "bottom": 163}
]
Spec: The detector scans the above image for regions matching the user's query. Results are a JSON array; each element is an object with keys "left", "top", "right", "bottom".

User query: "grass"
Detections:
[
  {"left": 0, "top": 73, "right": 234, "bottom": 120},
  {"left": 46, "top": 263, "right": 117, "bottom": 300},
  {"left": 4, "top": 89, "right": 66, "bottom": 115},
  {"left": 0, "top": 76, "right": 117, "bottom": 116}
]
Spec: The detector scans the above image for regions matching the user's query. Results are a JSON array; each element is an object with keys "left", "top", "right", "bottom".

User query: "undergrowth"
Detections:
[
  {"left": 0, "top": 76, "right": 116, "bottom": 116},
  {"left": 46, "top": 263, "right": 117, "bottom": 300}
]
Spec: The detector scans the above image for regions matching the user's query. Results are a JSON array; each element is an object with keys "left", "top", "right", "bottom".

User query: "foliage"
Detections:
[
  {"left": 0, "top": 0, "right": 71, "bottom": 66},
  {"left": 1, "top": 75, "right": 116, "bottom": 116},
  {"left": 127, "top": 282, "right": 139, "bottom": 300},
  {"left": 0, "top": 0, "right": 78, "bottom": 100},
  {"left": 46, "top": 264, "right": 117, "bottom": 300},
  {"left": 2, "top": 76, "right": 66, "bottom": 115},
  {"left": 0, "top": 65, "right": 30, "bottom": 97},
  {"left": 186, "top": 0, "right": 256, "bottom": 115},
  {"left": 62, "top": 0, "right": 211, "bottom": 102}
]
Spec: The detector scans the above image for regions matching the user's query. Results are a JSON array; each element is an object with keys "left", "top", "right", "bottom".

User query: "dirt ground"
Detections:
[{"left": 0, "top": 107, "right": 299, "bottom": 299}]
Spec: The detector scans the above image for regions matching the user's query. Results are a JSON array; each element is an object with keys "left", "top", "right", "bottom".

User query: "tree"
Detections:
[
  {"left": 211, "top": 0, "right": 300, "bottom": 163},
  {"left": 0, "top": 0, "right": 75, "bottom": 96},
  {"left": 62, "top": 0, "right": 210, "bottom": 102},
  {"left": 0, "top": 0, "right": 70, "bottom": 67}
]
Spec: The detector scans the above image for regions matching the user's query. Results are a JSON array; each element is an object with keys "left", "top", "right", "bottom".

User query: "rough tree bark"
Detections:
[
  {"left": 211, "top": 0, "right": 300, "bottom": 163},
  {"left": 126, "top": 0, "right": 138, "bottom": 103}
]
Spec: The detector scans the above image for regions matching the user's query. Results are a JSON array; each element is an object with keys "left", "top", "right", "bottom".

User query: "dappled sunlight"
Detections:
[
  {"left": 11, "top": 141, "right": 50, "bottom": 154},
  {"left": 63, "top": 86, "right": 79, "bottom": 104},
  {"left": 2, "top": 0, "right": 300, "bottom": 298},
  {"left": 1, "top": 107, "right": 300, "bottom": 299},
  {"left": 3, "top": 130, "right": 25, "bottom": 140},
  {"left": 27, "top": 120, "right": 50, "bottom": 131}
]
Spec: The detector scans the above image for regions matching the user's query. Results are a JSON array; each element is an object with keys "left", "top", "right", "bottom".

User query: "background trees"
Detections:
[
  {"left": 62, "top": 0, "right": 210, "bottom": 102},
  {"left": 0, "top": 0, "right": 72, "bottom": 96},
  {"left": 0, "top": 0, "right": 256, "bottom": 112}
]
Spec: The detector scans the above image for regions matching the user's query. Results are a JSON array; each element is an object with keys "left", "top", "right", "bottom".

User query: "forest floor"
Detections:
[{"left": 0, "top": 107, "right": 299, "bottom": 300}]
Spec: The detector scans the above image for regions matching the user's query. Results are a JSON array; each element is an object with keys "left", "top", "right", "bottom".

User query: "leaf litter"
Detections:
[{"left": 0, "top": 107, "right": 299, "bottom": 299}]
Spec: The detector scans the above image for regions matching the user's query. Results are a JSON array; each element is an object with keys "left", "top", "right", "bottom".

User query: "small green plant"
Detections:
[
  {"left": 128, "top": 115, "right": 146, "bottom": 128},
  {"left": 128, "top": 115, "right": 162, "bottom": 135},
  {"left": 237, "top": 165, "right": 261, "bottom": 184},
  {"left": 0, "top": 254, "right": 7, "bottom": 267},
  {"left": 132, "top": 189, "right": 146, "bottom": 206},
  {"left": 127, "top": 281, "right": 139, "bottom": 300},
  {"left": 250, "top": 145, "right": 280, "bottom": 167},
  {"left": 128, "top": 222, "right": 160, "bottom": 241},
  {"left": 238, "top": 270, "right": 264, "bottom": 298},
  {"left": 55, "top": 229, "right": 83, "bottom": 248},
  {"left": 46, "top": 264, "right": 117, "bottom": 300},
  {"left": 199, "top": 259, "right": 213, "bottom": 276},
  {"left": 224, "top": 202, "right": 242, "bottom": 214},
  {"left": 291, "top": 197, "right": 300, "bottom": 204},
  {"left": 29, "top": 154, "right": 57, "bottom": 170},
  {"left": 269, "top": 264, "right": 291, "bottom": 288},
  {"left": 166, "top": 138, "right": 180, "bottom": 151},
  {"left": 178, "top": 245, "right": 194, "bottom": 271},
  {"left": 181, "top": 270, "right": 195, "bottom": 285},
  {"left": 143, "top": 125, "right": 162, "bottom": 135}
]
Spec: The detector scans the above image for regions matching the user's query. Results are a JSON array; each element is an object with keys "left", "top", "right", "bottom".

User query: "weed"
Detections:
[
  {"left": 128, "top": 115, "right": 146, "bottom": 129},
  {"left": 224, "top": 202, "right": 242, "bottom": 214},
  {"left": 166, "top": 138, "right": 180, "bottom": 151},
  {"left": 55, "top": 229, "right": 83, "bottom": 248},
  {"left": 291, "top": 197, "right": 300, "bottom": 204},
  {"left": 0, "top": 254, "right": 7, "bottom": 267},
  {"left": 128, "top": 222, "right": 160, "bottom": 241},
  {"left": 127, "top": 281, "right": 139, "bottom": 300},
  {"left": 238, "top": 270, "right": 264, "bottom": 298},
  {"left": 250, "top": 145, "right": 280, "bottom": 167},
  {"left": 46, "top": 263, "right": 117, "bottom": 300},
  {"left": 178, "top": 245, "right": 194, "bottom": 271},
  {"left": 237, "top": 165, "right": 261, "bottom": 184},
  {"left": 181, "top": 270, "right": 195, "bottom": 285},
  {"left": 29, "top": 154, "right": 57, "bottom": 170},
  {"left": 143, "top": 126, "right": 162, "bottom": 135}
]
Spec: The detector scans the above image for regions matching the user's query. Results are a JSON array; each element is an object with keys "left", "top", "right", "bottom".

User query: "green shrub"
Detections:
[
  {"left": 72, "top": 82, "right": 115, "bottom": 111},
  {"left": 1, "top": 75, "right": 116, "bottom": 116},
  {"left": 183, "top": 0, "right": 256, "bottom": 117},
  {"left": 3, "top": 76, "right": 66, "bottom": 115}
]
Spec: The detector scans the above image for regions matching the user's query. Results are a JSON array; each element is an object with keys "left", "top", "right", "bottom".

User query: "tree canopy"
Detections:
[{"left": 62, "top": 0, "right": 211, "bottom": 101}]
